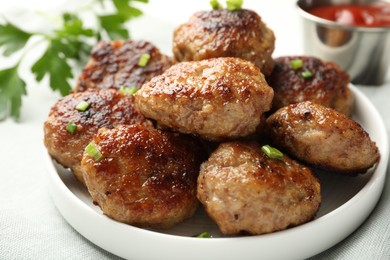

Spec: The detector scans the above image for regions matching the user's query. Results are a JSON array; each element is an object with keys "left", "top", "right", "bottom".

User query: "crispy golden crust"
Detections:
[
  {"left": 266, "top": 56, "right": 354, "bottom": 116},
  {"left": 74, "top": 40, "right": 174, "bottom": 92},
  {"left": 44, "top": 89, "right": 152, "bottom": 184},
  {"left": 173, "top": 8, "right": 275, "bottom": 75},
  {"left": 265, "top": 101, "right": 380, "bottom": 174},
  {"left": 134, "top": 57, "right": 274, "bottom": 141},
  {"left": 197, "top": 141, "right": 321, "bottom": 235},
  {"left": 81, "top": 125, "right": 205, "bottom": 229}
]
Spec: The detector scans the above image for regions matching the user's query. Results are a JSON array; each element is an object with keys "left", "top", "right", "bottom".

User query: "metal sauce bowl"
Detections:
[{"left": 297, "top": 0, "right": 390, "bottom": 85}]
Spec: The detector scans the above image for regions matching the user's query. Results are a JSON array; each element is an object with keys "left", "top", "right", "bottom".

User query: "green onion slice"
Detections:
[
  {"left": 66, "top": 121, "right": 77, "bottom": 134},
  {"left": 261, "top": 145, "right": 283, "bottom": 160},
  {"left": 138, "top": 53, "right": 151, "bottom": 67},
  {"left": 76, "top": 101, "right": 90, "bottom": 111},
  {"left": 226, "top": 0, "right": 243, "bottom": 10},
  {"left": 210, "top": 0, "right": 222, "bottom": 9},
  {"left": 301, "top": 70, "right": 313, "bottom": 78},
  {"left": 290, "top": 59, "right": 303, "bottom": 70},
  {"left": 85, "top": 142, "right": 102, "bottom": 162},
  {"left": 195, "top": 231, "right": 212, "bottom": 238},
  {"left": 119, "top": 86, "right": 137, "bottom": 95}
]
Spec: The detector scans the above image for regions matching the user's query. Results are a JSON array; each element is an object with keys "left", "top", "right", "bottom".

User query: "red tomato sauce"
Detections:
[{"left": 308, "top": 3, "right": 390, "bottom": 27}]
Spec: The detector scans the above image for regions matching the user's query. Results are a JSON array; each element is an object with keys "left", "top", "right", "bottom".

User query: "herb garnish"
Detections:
[{"left": 0, "top": 0, "right": 149, "bottom": 121}]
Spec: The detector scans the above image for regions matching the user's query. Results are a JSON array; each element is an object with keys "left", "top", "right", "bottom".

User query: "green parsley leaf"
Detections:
[
  {"left": 59, "top": 13, "right": 95, "bottom": 38},
  {"left": 31, "top": 40, "right": 73, "bottom": 96},
  {"left": 54, "top": 13, "right": 95, "bottom": 40},
  {"left": 99, "top": 14, "right": 129, "bottom": 40},
  {"left": 0, "top": 65, "right": 27, "bottom": 121},
  {"left": 0, "top": 22, "right": 32, "bottom": 57},
  {"left": 0, "top": 0, "right": 149, "bottom": 121},
  {"left": 98, "top": 0, "right": 148, "bottom": 40},
  {"left": 113, "top": 0, "right": 144, "bottom": 19},
  {"left": 53, "top": 14, "right": 94, "bottom": 61}
]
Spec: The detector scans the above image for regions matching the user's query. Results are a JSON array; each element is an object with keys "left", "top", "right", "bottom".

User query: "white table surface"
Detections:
[{"left": 1, "top": 0, "right": 389, "bottom": 259}]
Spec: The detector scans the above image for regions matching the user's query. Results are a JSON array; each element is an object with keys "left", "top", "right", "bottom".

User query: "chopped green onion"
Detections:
[
  {"left": 66, "top": 121, "right": 77, "bottom": 134},
  {"left": 138, "top": 53, "right": 151, "bottom": 67},
  {"left": 76, "top": 101, "right": 90, "bottom": 111},
  {"left": 119, "top": 86, "right": 138, "bottom": 95},
  {"left": 210, "top": 0, "right": 222, "bottom": 9},
  {"left": 195, "top": 231, "right": 212, "bottom": 238},
  {"left": 226, "top": 0, "right": 243, "bottom": 10},
  {"left": 290, "top": 59, "right": 303, "bottom": 70},
  {"left": 261, "top": 145, "right": 283, "bottom": 160},
  {"left": 301, "top": 70, "right": 313, "bottom": 78},
  {"left": 85, "top": 142, "right": 102, "bottom": 162}
]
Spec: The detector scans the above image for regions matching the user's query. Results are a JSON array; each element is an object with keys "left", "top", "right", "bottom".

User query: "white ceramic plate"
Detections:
[{"left": 46, "top": 85, "right": 389, "bottom": 260}]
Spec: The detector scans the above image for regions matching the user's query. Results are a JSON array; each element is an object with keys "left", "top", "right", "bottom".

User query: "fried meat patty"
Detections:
[
  {"left": 266, "top": 56, "right": 354, "bottom": 116},
  {"left": 74, "top": 40, "right": 173, "bottom": 92},
  {"left": 266, "top": 101, "right": 380, "bottom": 174},
  {"left": 173, "top": 8, "right": 275, "bottom": 76},
  {"left": 134, "top": 57, "right": 274, "bottom": 141},
  {"left": 44, "top": 89, "right": 152, "bottom": 184},
  {"left": 81, "top": 125, "right": 205, "bottom": 229},
  {"left": 197, "top": 141, "right": 321, "bottom": 235}
]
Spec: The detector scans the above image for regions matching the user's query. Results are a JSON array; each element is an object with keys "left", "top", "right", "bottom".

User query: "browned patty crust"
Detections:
[
  {"left": 44, "top": 89, "right": 152, "bottom": 184},
  {"left": 173, "top": 8, "right": 275, "bottom": 75},
  {"left": 265, "top": 101, "right": 380, "bottom": 174},
  {"left": 134, "top": 57, "right": 274, "bottom": 141},
  {"left": 197, "top": 141, "right": 321, "bottom": 235},
  {"left": 74, "top": 40, "right": 173, "bottom": 92},
  {"left": 266, "top": 56, "right": 353, "bottom": 116},
  {"left": 81, "top": 125, "right": 205, "bottom": 229}
]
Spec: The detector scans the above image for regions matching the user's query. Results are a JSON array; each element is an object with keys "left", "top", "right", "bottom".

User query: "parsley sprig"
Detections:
[{"left": 0, "top": 0, "right": 148, "bottom": 121}]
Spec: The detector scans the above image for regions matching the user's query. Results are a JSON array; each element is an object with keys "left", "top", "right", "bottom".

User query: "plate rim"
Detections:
[{"left": 46, "top": 84, "right": 389, "bottom": 260}]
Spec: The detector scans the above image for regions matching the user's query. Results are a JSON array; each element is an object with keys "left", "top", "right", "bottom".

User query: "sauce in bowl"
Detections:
[{"left": 308, "top": 3, "right": 390, "bottom": 27}]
